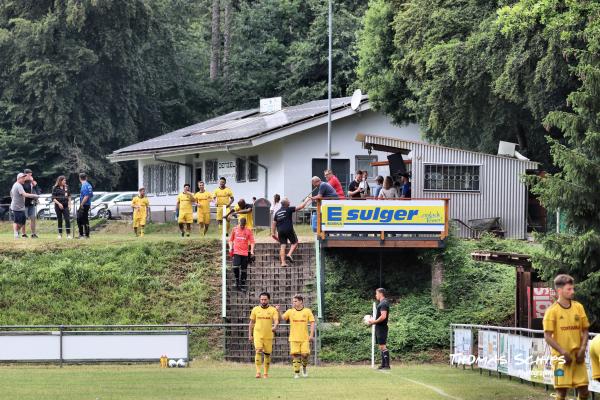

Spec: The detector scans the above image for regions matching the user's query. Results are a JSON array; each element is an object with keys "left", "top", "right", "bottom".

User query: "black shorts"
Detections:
[
  {"left": 12, "top": 210, "right": 26, "bottom": 226},
  {"left": 278, "top": 230, "right": 298, "bottom": 245},
  {"left": 232, "top": 254, "right": 248, "bottom": 269},
  {"left": 375, "top": 325, "right": 388, "bottom": 345}
]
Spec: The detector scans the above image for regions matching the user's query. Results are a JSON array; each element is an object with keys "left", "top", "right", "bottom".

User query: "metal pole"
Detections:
[
  {"left": 326, "top": 0, "right": 332, "bottom": 170},
  {"left": 371, "top": 301, "right": 376, "bottom": 368},
  {"left": 221, "top": 206, "right": 227, "bottom": 319},
  {"left": 315, "top": 238, "right": 323, "bottom": 320}
]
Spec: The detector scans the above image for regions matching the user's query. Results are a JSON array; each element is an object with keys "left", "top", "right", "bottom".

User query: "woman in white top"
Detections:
[
  {"left": 270, "top": 194, "right": 282, "bottom": 215},
  {"left": 378, "top": 176, "right": 399, "bottom": 199}
]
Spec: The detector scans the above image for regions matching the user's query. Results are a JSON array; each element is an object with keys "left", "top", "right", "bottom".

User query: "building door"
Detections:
[
  {"left": 311, "top": 159, "right": 350, "bottom": 194},
  {"left": 194, "top": 166, "right": 203, "bottom": 190}
]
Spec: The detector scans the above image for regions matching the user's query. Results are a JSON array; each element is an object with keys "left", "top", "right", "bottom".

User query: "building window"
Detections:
[
  {"left": 206, "top": 159, "right": 218, "bottom": 183},
  {"left": 248, "top": 155, "right": 259, "bottom": 182},
  {"left": 143, "top": 164, "right": 179, "bottom": 195},
  {"left": 355, "top": 155, "right": 378, "bottom": 178},
  {"left": 424, "top": 164, "right": 480, "bottom": 192},
  {"left": 236, "top": 158, "right": 246, "bottom": 182}
]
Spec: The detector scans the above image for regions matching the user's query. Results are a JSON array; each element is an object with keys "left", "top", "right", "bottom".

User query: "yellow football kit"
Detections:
[
  {"left": 194, "top": 191, "right": 213, "bottom": 225},
  {"left": 590, "top": 335, "right": 600, "bottom": 381},
  {"left": 131, "top": 196, "right": 150, "bottom": 228},
  {"left": 250, "top": 305, "right": 278, "bottom": 354},
  {"left": 283, "top": 307, "right": 315, "bottom": 355},
  {"left": 177, "top": 192, "right": 195, "bottom": 224},
  {"left": 213, "top": 187, "right": 233, "bottom": 221},
  {"left": 543, "top": 300, "right": 590, "bottom": 389},
  {"left": 234, "top": 204, "right": 253, "bottom": 229}
]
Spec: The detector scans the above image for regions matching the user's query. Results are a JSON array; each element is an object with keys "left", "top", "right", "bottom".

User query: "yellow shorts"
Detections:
[
  {"left": 197, "top": 211, "right": 210, "bottom": 225},
  {"left": 178, "top": 212, "right": 193, "bottom": 224},
  {"left": 289, "top": 341, "right": 310, "bottom": 355},
  {"left": 216, "top": 206, "right": 229, "bottom": 221},
  {"left": 552, "top": 351, "right": 589, "bottom": 389},
  {"left": 253, "top": 337, "right": 273, "bottom": 354},
  {"left": 133, "top": 218, "right": 146, "bottom": 228}
]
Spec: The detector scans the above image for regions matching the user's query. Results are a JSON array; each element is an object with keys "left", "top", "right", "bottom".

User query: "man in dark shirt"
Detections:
[
  {"left": 271, "top": 197, "right": 311, "bottom": 267},
  {"left": 310, "top": 176, "right": 338, "bottom": 200},
  {"left": 400, "top": 173, "right": 412, "bottom": 198},
  {"left": 22, "top": 169, "right": 42, "bottom": 238},
  {"left": 348, "top": 170, "right": 364, "bottom": 199},
  {"left": 368, "top": 288, "right": 391, "bottom": 369}
]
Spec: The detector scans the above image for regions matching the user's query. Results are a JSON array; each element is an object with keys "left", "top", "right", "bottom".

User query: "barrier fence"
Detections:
[
  {"left": 0, "top": 323, "right": 320, "bottom": 365},
  {"left": 450, "top": 324, "right": 600, "bottom": 396}
]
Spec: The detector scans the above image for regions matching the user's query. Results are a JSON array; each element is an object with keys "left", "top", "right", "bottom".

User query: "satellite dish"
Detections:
[{"left": 350, "top": 89, "right": 362, "bottom": 111}]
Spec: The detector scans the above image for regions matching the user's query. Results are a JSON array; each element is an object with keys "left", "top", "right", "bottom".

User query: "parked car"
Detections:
[
  {"left": 95, "top": 192, "right": 137, "bottom": 220},
  {"left": 37, "top": 192, "right": 109, "bottom": 220}
]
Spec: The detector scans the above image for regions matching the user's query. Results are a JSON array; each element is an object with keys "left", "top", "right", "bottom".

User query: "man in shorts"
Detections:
[
  {"left": 10, "top": 173, "right": 39, "bottom": 239},
  {"left": 272, "top": 197, "right": 310, "bottom": 267}
]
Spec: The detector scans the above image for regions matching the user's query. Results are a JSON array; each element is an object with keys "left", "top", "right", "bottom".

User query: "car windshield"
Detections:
[
  {"left": 90, "top": 193, "right": 105, "bottom": 202},
  {"left": 99, "top": 194, "right": 120, "bottom": 202}
]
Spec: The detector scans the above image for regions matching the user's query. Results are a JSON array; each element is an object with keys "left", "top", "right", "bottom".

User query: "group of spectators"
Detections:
[{"left": 8, "top": 170, "right": 93, "bottom": 239}]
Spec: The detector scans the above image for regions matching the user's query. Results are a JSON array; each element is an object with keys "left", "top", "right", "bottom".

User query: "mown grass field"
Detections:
[{"left": 0, "top": 362, "right": 551, "bottom": 400}]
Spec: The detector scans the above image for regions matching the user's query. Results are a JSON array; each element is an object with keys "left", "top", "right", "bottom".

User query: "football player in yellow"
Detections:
[
  {"left": 213, "top": 177, "right": 234, "bottom": 230},
  {"left": 280, "top": 295, "right": 315, "bottom": 379},
  {"left": 543, "top": 274, "right": 590, "bottom": 400},
  {"left": 194, "top": 181, "right": 213, "bottom": 236},
  {"left": 590, "top": 335, "right": 600, "bottom": 382},
  {"left": 131, "top": 187, "right": 150, "bottom": 237},
  {"left": 176, "top": 183, "right": 195, "bottom": 237},
  {"left": 249, "top": 292, "right": 279, "bottom": 379},
  {"left": 226, "top": 198, "right": 253, "bottom": 229}
]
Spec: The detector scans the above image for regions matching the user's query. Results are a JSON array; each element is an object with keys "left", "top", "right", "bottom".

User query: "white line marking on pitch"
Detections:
[{"left": 399, "top": 377, "right": 464, "bottom": 400}]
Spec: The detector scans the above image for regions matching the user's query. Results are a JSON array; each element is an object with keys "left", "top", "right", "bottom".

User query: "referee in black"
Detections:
[{"left": 368, "top": 288, "right": 391, "bottom": 369}]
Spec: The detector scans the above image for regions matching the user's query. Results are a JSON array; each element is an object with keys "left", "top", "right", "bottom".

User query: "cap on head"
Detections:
[{"left": 17, "top": 172, "right": 27, "bottom": 180}]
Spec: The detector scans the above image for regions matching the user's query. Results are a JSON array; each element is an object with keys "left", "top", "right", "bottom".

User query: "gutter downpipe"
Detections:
[{"left": 225, "top": 146, "right": 269, "bottom": 199}]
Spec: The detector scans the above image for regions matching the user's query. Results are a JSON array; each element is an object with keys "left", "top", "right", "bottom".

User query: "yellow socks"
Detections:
[
  {"left": 264, "top": 353, "right": 271, "bottom": 375},
  {"left": 255, "top": 353, "right": 262, "bottom": 374},
  {"left": 292, "top": 358, "right": 301, "bottom": 373}
]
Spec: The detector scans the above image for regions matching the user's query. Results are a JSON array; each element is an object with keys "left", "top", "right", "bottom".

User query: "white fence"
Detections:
[{"left": 450, "top": 324, "right": 600, "bottom": 394}]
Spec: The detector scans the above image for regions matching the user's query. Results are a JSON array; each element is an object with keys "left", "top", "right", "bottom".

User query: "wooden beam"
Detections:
[{"left": 369, "top": 160, "right": 412, "bottom": 167}]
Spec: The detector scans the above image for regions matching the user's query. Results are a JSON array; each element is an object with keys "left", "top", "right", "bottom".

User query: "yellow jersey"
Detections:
[
  {"left": 543, "top": 300, "right": 590, "bottom": 356},
  {"left": 234, "top": 204, "right": 253, "bottom": 229},
  {"left": 590, "top": 335, "right": 600, "bottom": 380},
  {"left": 283, "top": 307, "right": 315, "bottom": 342},
  {"left": 177, "top": 192, "right": 195, "bottom": 214},
  {"left": 131, "top": 196, "right": 150, "bottom": 219},
  {"left": 250, "top": 305, "right": 279, "bottom": 340},
  {"left": 213, "top": 187, "right": 234, "bottom": 206},
  {"left": 194, "top": 191, "right": 213, "bottom": 212}
]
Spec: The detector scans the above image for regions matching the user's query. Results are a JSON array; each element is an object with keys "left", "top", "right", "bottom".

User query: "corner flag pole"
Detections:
[{"left": 371, "top": 301, "right": 376, "bottom": 368}]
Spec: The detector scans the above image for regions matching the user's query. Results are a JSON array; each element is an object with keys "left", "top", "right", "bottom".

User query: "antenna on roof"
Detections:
[{"left": 350, "top": 89, "right": 362, "bottom": 111}]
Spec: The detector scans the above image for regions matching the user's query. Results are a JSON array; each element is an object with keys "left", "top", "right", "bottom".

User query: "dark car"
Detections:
[{"left": 0, "top": 196, "right": 12, "bottom": 221}]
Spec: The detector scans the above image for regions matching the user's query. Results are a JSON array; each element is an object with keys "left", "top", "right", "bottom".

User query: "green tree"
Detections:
[{"left": 499, "top": 0, "right": 600, "bottom": 326}]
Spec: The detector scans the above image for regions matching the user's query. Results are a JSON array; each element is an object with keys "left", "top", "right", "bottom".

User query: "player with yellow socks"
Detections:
[
  {"left": 194, "top": 181, "right": 213, "bottom": 236},
  {"left": 131, "top": 187, "right": 150, "bottom": 237},
  {"left": 213, "top": 177, "right": 234, "bottom": 231},
  {"left": 543, "top": 274, "right": 590, "bottom": 400},
  {"left": 249, "top": 292, "right": 279, "bottom": 379},
  {"left": 280, "top": 295, "right": 315, "bottom": 379},
  {"left": 176, "top": 184, "right": 195, "bottom": 237}
]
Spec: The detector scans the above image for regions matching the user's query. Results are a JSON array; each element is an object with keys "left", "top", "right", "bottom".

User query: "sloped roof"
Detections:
[{"left": 110, "top": 96, "right": 368, "bottom": 159}]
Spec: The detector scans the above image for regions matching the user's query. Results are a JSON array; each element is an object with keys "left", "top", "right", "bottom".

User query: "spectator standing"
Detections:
[
  {"left": 373, "top": 176, "right": 384, "bottom": 198},
  {"left": 77, "top": 173, "right": 93, "bottom": 239},
  {"left": 10, "top": 173, "right": 39, "bottom": 239},
  {"left": 52, "top": 175, "right": 72, "bottom": 239},
  {"left": 378, "top": 176, "right": 399, "bottom": 199},
  {"left": 400, "top": 174, "right": 412, "bottom": 198},
  {"left": 271, "top": 194, "right": 282, "bottom": 216},
  {"left": 324, "top": 169, "right": 345, "bottom": 200},
  {"left": 22, "top": 169, "right": 42, "bottom": 238},
  {"left": 359, "top": 170, "right": 371, "bottom": 197},
  {"left": 348, "top": 170, "right": 363, "bottom": 199}
]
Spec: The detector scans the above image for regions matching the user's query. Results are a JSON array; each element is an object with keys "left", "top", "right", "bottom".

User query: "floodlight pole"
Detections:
[{"left": 326, "top": 0, "right": 332, "bottom": 170}]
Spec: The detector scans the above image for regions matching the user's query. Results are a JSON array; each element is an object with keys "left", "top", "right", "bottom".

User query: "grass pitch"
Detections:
[{"left": 1, "top": 362, "right": 550, "bottom": 400}]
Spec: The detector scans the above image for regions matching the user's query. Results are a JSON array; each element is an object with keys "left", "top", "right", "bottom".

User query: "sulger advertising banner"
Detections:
[{"left": 320, "top": 199, "right": 446, "bottom": 232}]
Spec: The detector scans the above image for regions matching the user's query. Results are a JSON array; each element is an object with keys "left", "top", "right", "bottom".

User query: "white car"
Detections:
[
  {"left": 37, "top": 192, "right": 109, "bottom": 219},
  {"left": 94, "top": 192, "right": 138, "bottom": 220}
]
